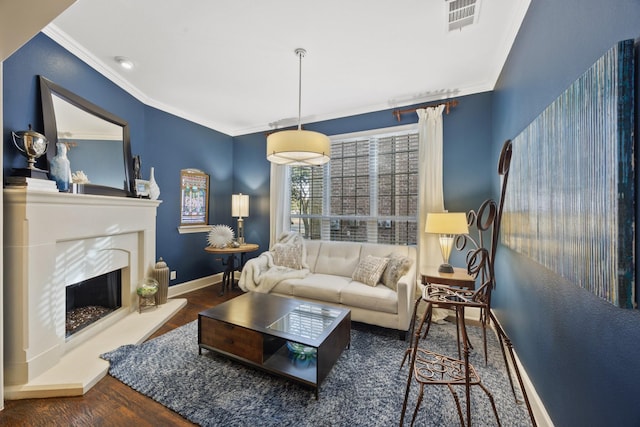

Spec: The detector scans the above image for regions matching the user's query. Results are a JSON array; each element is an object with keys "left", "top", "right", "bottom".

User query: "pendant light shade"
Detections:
[
  {"left": 267, "top": 48, "right": 330, "bottom": 166},
  {"left": 267, "top": 129, "right": 330, "bottom": 165}
]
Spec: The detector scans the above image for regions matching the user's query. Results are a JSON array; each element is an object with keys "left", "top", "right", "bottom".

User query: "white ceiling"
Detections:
[{"left": 44, "top": 0, "right": 531, "bottom": 137}]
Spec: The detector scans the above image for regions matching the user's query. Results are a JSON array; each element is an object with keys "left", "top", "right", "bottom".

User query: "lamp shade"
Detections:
[
  {"left": 266, "top": 129, "right": 330, "bottom": 166},
  {"left": 425, "top": 212, "right": 469, "bottom": 235},
  {"left": 231, "top": 193, "right": 249, "bottom": 218}
]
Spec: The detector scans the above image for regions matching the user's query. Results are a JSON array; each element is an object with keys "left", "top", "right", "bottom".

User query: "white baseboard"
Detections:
[
  {"left": 167, "top": 273, "right": 223, "bottom": 298},
  {"left": 488, "top": 311, "right": 554, "bottom": 427}
]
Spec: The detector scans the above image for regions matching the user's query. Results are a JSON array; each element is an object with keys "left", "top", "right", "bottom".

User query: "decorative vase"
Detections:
[
  {"left": 49, "top": 142, "right": 71, "bottom": 192},
  {"left": 151, "top": 257, "right": 170, "bottom": 305},
  {"left": 149, "top": 167, "right": 160, "bottom": 200}
]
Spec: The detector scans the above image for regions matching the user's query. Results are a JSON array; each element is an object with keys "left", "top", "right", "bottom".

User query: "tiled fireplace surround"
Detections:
[{"left": 3, "top": 189, "right": 186, "bottom": 399}]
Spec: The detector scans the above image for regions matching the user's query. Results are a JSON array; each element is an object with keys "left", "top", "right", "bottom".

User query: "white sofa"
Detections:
[{"left": 239, "top": 239, "right": 417, "bottom": 338}]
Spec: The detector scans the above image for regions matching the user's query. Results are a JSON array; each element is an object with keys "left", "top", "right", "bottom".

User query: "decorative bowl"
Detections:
[
  {"left": 136, "top": 277, "right": 159, "bottom": 297},
  {"left": 286, "top": 341, "right": 317, "bottom": 368}
]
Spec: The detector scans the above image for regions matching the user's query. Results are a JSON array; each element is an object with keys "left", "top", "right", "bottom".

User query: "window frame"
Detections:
[{"left": 289, "top": 124, "right": 419, "bottom": 245}]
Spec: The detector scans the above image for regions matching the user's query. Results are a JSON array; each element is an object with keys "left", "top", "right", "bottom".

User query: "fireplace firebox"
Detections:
[{"left": 66, "top": 270, "right": 122, "bottom": 337}]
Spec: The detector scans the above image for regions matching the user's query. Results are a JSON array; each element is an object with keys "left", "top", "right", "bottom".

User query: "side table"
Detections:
[
  {"left": 204, "top": 243, "right": 259, "bottom": 295},
  {"left": 402, "top": 266, "right": 476, "bottom": 368},
  {"left": 421, "top": 266, "right": 475, "bottom": 289},
  {"left": 421, "top": 266, "right": 476, "bottom": 357}
]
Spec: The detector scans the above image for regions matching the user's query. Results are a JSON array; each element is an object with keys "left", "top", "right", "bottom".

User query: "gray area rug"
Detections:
[{"left": 101, "top": 318, "right": 531, "bottom": 426}]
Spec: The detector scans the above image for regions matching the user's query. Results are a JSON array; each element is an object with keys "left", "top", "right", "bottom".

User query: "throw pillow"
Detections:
[
  {"left": 352, "top": 255, "right": 389, "bottom": 287},
  {"left": 381, "top": 255, "right": 413, "bottom": 291},
  {"left": 272, "top": 239, "right": 304, "bottom": 270}
]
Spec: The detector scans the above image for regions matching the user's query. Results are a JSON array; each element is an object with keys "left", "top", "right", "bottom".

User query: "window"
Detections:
[{"left": 289, "top": 126, "right": 419, "bottom": 245}]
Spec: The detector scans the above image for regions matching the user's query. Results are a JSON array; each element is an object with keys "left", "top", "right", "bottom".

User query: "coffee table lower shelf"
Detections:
[
  {"left": 199, "top": 340, "right": 318, "bottom": 386},
  {"left": 198, "top": 301, "right": 351, "bottom": 399}
]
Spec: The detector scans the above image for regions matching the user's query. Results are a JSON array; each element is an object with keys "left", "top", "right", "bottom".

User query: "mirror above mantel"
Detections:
[{"left": 39, "top": 76, "right": 135, "bottom": 197}]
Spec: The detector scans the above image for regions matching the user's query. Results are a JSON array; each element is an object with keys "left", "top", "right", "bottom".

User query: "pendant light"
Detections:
[{"left": 267, "top": 48, "right": 330, "bottom": 166}]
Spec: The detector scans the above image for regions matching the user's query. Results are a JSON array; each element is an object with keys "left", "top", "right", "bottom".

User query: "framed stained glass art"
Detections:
[{"left": 180, "top": 169, "right": 210, "bottom": 226}]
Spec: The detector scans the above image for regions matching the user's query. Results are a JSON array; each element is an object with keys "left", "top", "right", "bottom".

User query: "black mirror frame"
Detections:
[{"left": 39, "top": 75, "right": 135, "bottom": 197}]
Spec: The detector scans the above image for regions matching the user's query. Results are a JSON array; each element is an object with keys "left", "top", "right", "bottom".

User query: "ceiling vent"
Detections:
[{"left": 447, "top": 0, "right": 479, "bottom": 31}]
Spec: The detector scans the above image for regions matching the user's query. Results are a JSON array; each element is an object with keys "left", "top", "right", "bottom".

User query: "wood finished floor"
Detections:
[{"left": 0, "top": 283, "right": 243, "bottom": 427}]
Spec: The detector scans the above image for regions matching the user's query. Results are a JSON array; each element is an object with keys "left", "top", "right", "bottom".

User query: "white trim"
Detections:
[
  {"left": 489, "top": 311, "right": 554, "bottom": 427},
  {"left": 167, "top": 274, "right": 223, "bottom": 298},
  {"left": 487, "top": 0, "right": 532, "bottom": 91},
  {"left": 330, "top": 123, "right": 418, "bottom": 142},
  {"left": 38, "top": 24, "right": 493, "bottom": 137},
  {"left": 42, "top": 24, "right": 149, "bottom": 105},
  {"left": 235, "top": 85, "right": 491, "bottom": 137},
  {"left": 41, "top": 25, "right": 235, "bottom": 136},
  {"left": 178, "top": 225, "right": 212, "bottom": 234},
  {"left": 433, "top": 307, "right": 552, "bottom": 426}
]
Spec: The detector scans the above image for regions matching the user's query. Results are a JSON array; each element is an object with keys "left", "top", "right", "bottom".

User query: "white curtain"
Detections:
[
  {"left": 269, "top": 163, "right": 290, "bottom": 248},
  {"left": 417, "top": 106, "right": 446, "bottom": 274}
]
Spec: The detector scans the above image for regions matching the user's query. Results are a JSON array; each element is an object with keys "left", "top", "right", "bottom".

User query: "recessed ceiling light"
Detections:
[{"left": 114, "top": 56, "right": 134, "bottom": 70}]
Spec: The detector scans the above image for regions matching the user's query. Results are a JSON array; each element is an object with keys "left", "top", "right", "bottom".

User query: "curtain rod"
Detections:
[{"left": 392, "top": 99, "right": 459, "bottom": 122}]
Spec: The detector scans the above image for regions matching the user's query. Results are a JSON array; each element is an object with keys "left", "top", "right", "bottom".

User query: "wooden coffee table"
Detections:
[{"left": 198, "top": 292, "right": 351, "bottom": 398}]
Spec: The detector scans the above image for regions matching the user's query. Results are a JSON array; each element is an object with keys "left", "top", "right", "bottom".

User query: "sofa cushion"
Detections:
[
  {"left": 360, "top": 242, "right": 410, "bottom": 259},
  {"left": 340, "top": 281, "right": 398, "bottom": 314},
  {"left": 303, "top": 240, "right": 322, "bottom": 272},
  {"left": 313, "top": 241, "right": 362, "bottom": 277},
  {"left": 287, "top": 274, "right": 351, "bottom": 303},
  {"left": 272, "top": 241, "right": 304, "bottom": 270},
  {"left": 381, "top": 255, "right": 414, "bottom": 291},
  {"left": 271, "top": 233, "right": 307, "bottom": 270},
  {"left": 352, "top": 255, "right": 389, "bottom": 287}
]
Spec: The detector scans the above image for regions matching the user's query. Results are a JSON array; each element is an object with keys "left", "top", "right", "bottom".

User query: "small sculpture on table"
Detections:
[{"left": 207, "top": 225, "right": 235, "bottom": 248}]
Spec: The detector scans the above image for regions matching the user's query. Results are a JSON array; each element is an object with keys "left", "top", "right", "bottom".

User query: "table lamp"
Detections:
[
  {"left": 232, "top": 193, "right": 249, "bottom": 244},
  {"left": 425, "top": 212, "right": 469, "bottom": 273}
]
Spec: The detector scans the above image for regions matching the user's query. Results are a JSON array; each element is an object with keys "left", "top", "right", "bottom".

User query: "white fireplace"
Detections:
[{"left": 3, "top": 189, "right": 185, "bottom": 398}]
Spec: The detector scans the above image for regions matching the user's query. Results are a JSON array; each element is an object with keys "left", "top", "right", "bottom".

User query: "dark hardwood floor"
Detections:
[{"left": 0, "top": 283, "right": 242, "bottom": 427}]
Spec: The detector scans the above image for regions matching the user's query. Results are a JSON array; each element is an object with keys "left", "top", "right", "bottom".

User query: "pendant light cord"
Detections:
[{"left": 295, "top": 48, "right": 306, "bottom": 131}]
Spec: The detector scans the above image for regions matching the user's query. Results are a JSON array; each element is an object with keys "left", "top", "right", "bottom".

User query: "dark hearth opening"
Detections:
[{"left": 66, "top": 270, "right": 122, "bottom": 338}]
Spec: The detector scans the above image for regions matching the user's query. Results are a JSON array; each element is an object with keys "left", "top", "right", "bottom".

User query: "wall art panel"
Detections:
[{"left": 502, "top": 39, "right": 635, "bottom": 308}]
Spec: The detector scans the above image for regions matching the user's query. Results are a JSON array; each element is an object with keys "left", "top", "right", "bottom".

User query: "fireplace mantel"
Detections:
[{"left": 3, "top": 189, "right": 185, "bottom": 398}]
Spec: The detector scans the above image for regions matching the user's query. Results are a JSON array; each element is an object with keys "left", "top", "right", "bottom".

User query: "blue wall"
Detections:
[
  {"left": 143, "top": 106, "right": 233, "bottom": 282},
  {"left": 12, "top": 6, "right": 639, "bottom": 424},
  {"left": 2, "top": 33, "right": 235, "bottom": 284},
  {"left": 234, "top": 90, "right": 496, "bottom": 262},
  {"left": 3, "top": 32, "right": 494, "bottom": 288},
  {"left": 492, "top": 0, "right": 640, "bottom": 425},
  {"left": 3, "top": 33, "right": 146, "bottom": 171},
  {"left": 6, "top": 3, "right": 640, "bottom": 422}
]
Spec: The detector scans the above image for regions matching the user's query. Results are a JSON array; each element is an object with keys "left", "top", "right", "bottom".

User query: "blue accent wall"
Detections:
[
  {"left": 2, "top": 33, "right": 235, "bottom": 284},
  {"left": 3, "top": 32, "right": 496, "bottom": 285},
  {"left": 3, "top": 33, "right": 494, "bottom": 288},
  {"left": 5, "top": 3, "right": 640, "bottom": 422},
  {"left": 234, "top": 91, "right": 496, "bottom": 265},
  {"left": 492, "top": 1, "right": 640, "bottom": 425},
  {"left": 143, "top": 106, "right": 233, "bottom": 282},
  {"left": 3, "top": 33, "right": 146, "bottom": 171}
]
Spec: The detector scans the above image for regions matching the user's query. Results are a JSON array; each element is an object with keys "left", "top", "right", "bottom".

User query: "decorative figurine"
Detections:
[{"left": 49, "top": 142, "right": 72, "bottom": 192}]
